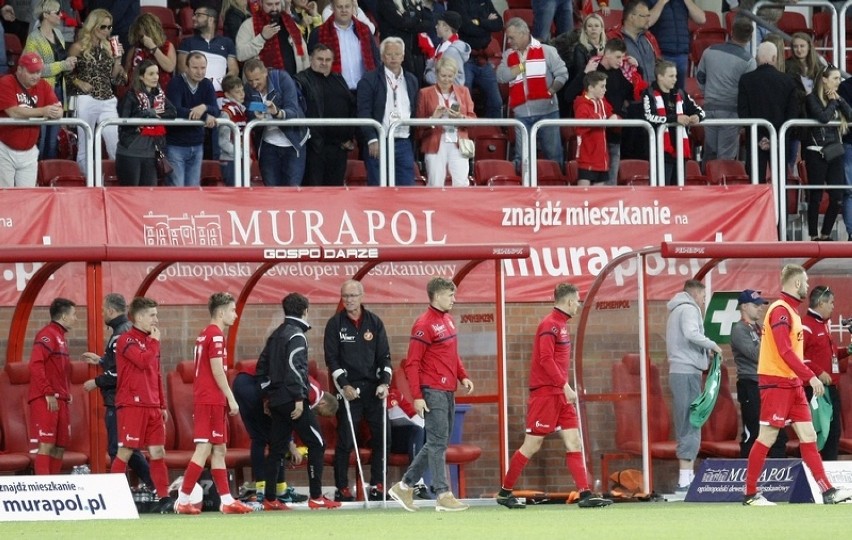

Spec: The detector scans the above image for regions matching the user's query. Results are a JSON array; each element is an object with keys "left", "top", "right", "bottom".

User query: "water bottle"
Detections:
[{"left": 71, "top": 465, "right": 90, "bottom": 474}]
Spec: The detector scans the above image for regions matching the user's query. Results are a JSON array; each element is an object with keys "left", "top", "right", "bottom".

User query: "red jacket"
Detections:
[
  {"left": 802, "top": 309, "right": 849, "bottom": 386},
  {"left": 529, "top": 308, "right": 572, "bottom": 397},
  {"left": 573, "top": 92, "right": 613, "bottom": 172},
  {"left": 27, "top": 321, "right": 71, "bottom": 403},
  {"left": 115, "top": 326, "right": 165, "bottom": 409},
  {"left": 403, "top": 306, "right": 469, "bottom": 400}
]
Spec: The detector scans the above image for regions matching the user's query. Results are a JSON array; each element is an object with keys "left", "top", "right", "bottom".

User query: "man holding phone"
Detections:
[{"left": 236, "top": 0, "right": 309, "bottom": 76}]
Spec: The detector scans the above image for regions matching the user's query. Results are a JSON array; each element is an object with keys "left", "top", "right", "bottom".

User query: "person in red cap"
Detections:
[{"left": 0, "top": 51, "right": 63, "bottom": 187}]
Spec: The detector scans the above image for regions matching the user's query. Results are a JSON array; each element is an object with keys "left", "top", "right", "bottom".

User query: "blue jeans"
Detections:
[
  {"left": 165, "top": 144, "right": 203, "bottom": 186},
  {"left": 365, "top": 138, "right": 415, "bottom": 186},
  {"left": 531, "top": 0, "right": 573, "bottom": 41},
  {"left": 514, "top": 110, "right": 563, "bottom": 166},
  {"left": 221, "top": 160, "right": 236, "bottom": 187},
  {"left": 401, "top": 388, "right": 455, "bottom": 496},
  {"left": 843, "top": 144, "right": 852, "bottom": 237},
  {"left": 464, "top": 60, "right": 503, "bottom": 119},
  {"left": 663, "top": 53, "right": 688, "bottom": 92},
  {"left": 259, "top": 141, "right": 306, "bottom": 186}
]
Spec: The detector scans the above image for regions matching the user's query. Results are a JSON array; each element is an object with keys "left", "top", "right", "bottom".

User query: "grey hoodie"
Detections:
[
  {"left": 424, "top": 39, "right": 472, "bottom": 86},
  {"left": 666, "top": 291, "right": 717, "bottom": 374}
]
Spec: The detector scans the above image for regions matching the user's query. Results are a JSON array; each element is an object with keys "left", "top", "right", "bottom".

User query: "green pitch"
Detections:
[{"left": 5, "top": 502, "right": 852, "bottom": 539}]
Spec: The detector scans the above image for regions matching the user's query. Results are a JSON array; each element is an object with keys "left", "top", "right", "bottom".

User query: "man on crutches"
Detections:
[{"left": 324, "top": 280, "right": 393, "bottom": 503}]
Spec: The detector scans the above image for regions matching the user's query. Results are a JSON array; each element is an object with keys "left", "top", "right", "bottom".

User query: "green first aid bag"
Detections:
[
  {"left": 810, "top": 393, "right": 833, "bottom": 451},
  {"left": 689, "top": 353, "right": 722, "bottom": 429}
]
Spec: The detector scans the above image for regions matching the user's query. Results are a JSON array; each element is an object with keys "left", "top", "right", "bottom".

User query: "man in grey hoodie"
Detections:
[{"left": 666, "top": 279, "right": 721, "bottom": 492}]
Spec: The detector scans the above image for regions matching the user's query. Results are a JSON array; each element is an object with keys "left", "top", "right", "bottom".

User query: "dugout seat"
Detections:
[
  {"left": 837, "top": 367, "right": 852, "bottom": 454},
  {"left": 0, "top": 363, "right": 35, "bottom": 472},
  {"left": 699, "top": 367, "right": 740, "bottom": 458}
]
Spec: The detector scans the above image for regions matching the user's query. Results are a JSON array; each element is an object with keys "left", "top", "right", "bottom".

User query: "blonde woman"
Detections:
[
  {"left": 572, "top": 13, "right": 606, "bottom": 75},
  {"left": 222, "top": 0, "right": 251, "bottom": 41},
  {"left": 124, "top": 12, "right": 177, "bottom": 91},
  {"left": 68, "top": 9, "right": 125, "bottom": 175},
  {"left": 804, "top": 66, "right": 852, "bottom": 241},
  {"left": 23, "top": 0, "right": 77, "bottom": 158}
]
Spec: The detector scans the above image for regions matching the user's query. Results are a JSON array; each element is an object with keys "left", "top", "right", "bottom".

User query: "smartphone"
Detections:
[
  {"left": 450, "top": 103, "right": 460, "bottom": 113},
  {"left": 247, "top": 101, "right": 266, "bottom": 113}
]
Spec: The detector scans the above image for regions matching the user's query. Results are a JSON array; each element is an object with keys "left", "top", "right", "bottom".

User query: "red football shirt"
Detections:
[
  {"left": 0, "top": 75, "right": 59, "bottom": 150},
  {"left": 193, "top": 324, "right": 227, "bottom": 406}
]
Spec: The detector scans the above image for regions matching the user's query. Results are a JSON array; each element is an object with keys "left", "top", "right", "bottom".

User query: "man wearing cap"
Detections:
[
  {"left": 424, "top": 11, "right": 470, "bottom": 86},
  {"left": 0, "top": 51, "right": 63, "bottom": 187},
  {"left": 731, "top": 289, "right": 787, "bottom": 458},
  {"left": 802, "top": 285, "right": 850, "bottom": 460}
]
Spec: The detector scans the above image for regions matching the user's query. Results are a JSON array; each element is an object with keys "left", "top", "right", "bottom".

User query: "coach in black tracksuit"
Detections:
[{"left": 324, "top": 280, "right": 392, "bottom": 502}]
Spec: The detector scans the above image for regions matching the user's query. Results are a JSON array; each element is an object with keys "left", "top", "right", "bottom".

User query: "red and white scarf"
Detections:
[
  {"left": 654, "top": 90, "right": 691, "bottom": 159},
  {"left": 507, "top": 38, "right": 551, "bottom": 109},
  {"left": 317, "top": 18, "right": 377, "bottom": 75},
  {"left": 253, "top": 11, "right": 305, "bottom": 71},
  {"left": 431, "top": 34, "right": 459, "bottom": 60}
]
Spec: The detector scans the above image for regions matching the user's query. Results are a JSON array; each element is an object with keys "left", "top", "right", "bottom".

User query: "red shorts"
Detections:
[
  {"left": 29, "top": 398, "right": 70, "bottom": 448},
  {"left": 759, "top": 385, "right": 812, "bottom": 428},
  {"left": 525, "top": 394, "right": 578, "bottom": 436},
  {"left": 117, "top": 406, "right": 166, "bottom": 449},
  {"left": 193, "top": 403, "right": 229, "bottom": 445}
]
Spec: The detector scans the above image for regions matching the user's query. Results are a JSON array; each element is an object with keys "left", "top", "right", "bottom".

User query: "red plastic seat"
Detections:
[
  {"left": 778, "top": 11, "right": 812, "bottom": 37},
  {"left": 37, "top": 159, "right": 85, "bottom": 187},
  {"left": 536, "top": 159, "right": 567, "bottom": 186},
  {"left": 684, "top": 159, "right": 709, "bottom": 185},
  {"left": 101, "top": 159, "right": 119, "bottom": 186},
  {"left": 705, "top": 159, "right": 751, "bottom": 185},
  {"left": 564, "top": 160, "right": 579, "bottom": 185},
  {"left": 473, "top": 159, "right": 520, "bottom": 186},
  {"left": 141, "top": 5, "right": 182, "bottom": 47},
  {"left": 4, "top": 33, "right": 22, "bottom": 69},
  {"left": 617, "top": 159, "right": 650, "bottom": 186},
  {"left": 163, "top": 361, "right": 206, "bottom": 470},
  {"left": 0, "top": 363, "right": 35, "bottom": 472},
  {"left": 688, "top": 10, "right": 723, "bottom": 33},
  {"left": 345, "top": 159, "right": 368, "bottom": 186},
  {"left": 200, "top": 160, "right": 225, "bottom": 186}
]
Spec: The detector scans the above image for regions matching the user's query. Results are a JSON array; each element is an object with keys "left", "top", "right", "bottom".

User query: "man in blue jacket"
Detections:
[
  {"left": 357, "top": 37, "right": 418, "bottom": 186},
  {"left": 648, "top": 0, "right": 705, "bottom": 91},
  {"left": 244, "top": 58, "right": 309, "bottom": 186}
]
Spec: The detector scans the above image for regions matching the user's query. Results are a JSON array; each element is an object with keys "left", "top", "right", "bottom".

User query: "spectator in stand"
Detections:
[
  {"left": 321, "top": 0, "right": 377, "bottom": 34},
  {"left": 308, "top": 0, "right": 380, "bottom": 93},
  {"left": 738, "top": 42, "right": 798, "bottom": 184},
  {"left": 178, "top": 5, "right": 239, "bottom": 93},
  {"left": 416, "top": 56, "right": 475, "bottom": 187},
  {"left": 236, "top": 0, "right": 309, "bottom": 75},
  {"left": 647, "top": 0, "right": 705, "bottom": 91},
  {"left": 804, "top": 66, "right": 852, "bottom": 242},
  {"left": 574, "top": 71, "right": 616, "bottom": 186},
  {"left": 497, "top": 17, "right": 567, "bottom": 168},
  {"left": 555, "top": 12, "right": 606, "bottom": 81},
  {"left": 696, "top": 17, "right": 755, "bottom": 162},
  {"left": 643, "top": 60, "right": 703, "bottom": 186},
  {"left": 218, "top": 75, "right": 246, "bottom": 186},
  {"left": 786, "top": 32, "right": 826, "bottom": 179},
  {"left": 82, "top": 293, "right": 153, "bottom": 489},
  {"left": 294, "top": 45, "right": 357, "bottom": 186},
  {"left": 290, "top": 0, "right": 322, "bottom": 41},
  {"left": 357, "top": 36, "right": 419, "bottom": 186},
  {"left": 530, "top": 0, "right": 572, "bottom": 41},
  {"left": 28, "top": 298, "right": 76, "bottom": 475},
  {"left": 608, "top": 1, "right": 659, "bottom": 86},
  {"left": 376, "top": 0, "right": 433, "bottom": 85},
  {"left": 0, "top": 52, "right": 63, "bottom": 187},
  {"left": 116, "top": 59, "right": 177, "bottom": 187},
  {"left": 85, "top": 0, "right": 140, "bottom": 56},
  {"left": 125, "top": 12, "right": 177, "bottom": 94},
  {"left": 23, "top": 1, "right": 77, "bottom": 160},
  {"left": 449, "top": 0, "right": 502, "bottom": 119},
  {"left": 166, "top": 52, "right": 220, "bottom": 186},
  {"left": 424, "top": 11, "right": 469, "bottom": 86},
  {"left": 68, "top": 9, "right": 126, "bottom": 176},
  {"left": 2, "top": 3, "right": 29, "bottom": 46},
  {"left": 837, "top": 70, "right": 852, "bottom": 241},
  {"left": 244, "top": 58, "right": 309, "bottom": 186},
  {"left": 762, "top": 33, "right": 787, "bottom": 73},
  {"left": 222, "top": 0, "right": 251, "bottom": 41},
  {"left": 802, "top": 285, "right": 850, "bottom": 461}
]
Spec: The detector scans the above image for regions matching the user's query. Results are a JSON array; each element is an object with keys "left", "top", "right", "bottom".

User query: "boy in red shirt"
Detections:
[{"left": 573, "top": 71, "right": 616, "bottom": 186}]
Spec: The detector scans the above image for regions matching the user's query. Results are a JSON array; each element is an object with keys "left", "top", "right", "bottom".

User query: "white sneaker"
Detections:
[
  {"left": 823, "top": 487, "right": 852, "bottom": 504},
  {"left": 743, "top": 492, "right": 776, "bottom": 506}
]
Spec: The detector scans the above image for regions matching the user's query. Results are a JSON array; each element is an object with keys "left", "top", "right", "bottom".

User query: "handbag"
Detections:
[
  {"left": 458, "top": 137, "right": 475, "bottom": 159},
  {"left": 820, "top": 142, "right": 845, "bottom": 162},
  {"left": 155, "top": 148, "right": 173, "bottom": 178}
]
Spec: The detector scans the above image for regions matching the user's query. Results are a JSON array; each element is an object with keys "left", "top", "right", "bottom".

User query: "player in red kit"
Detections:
[
  {"left": 496, "top": 283, "right": 611, "bottom": 509},
  {"left": 112, "top": 297, "right": 173, "bottom": 513},
  {"left": 175, "top": 292, "right": 252, "bottom": 515},
  {"left": 28, "top": 298, "right": 77, "bottom": 475}
]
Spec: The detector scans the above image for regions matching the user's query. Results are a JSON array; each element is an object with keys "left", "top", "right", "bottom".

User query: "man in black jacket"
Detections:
[
  {"left": 324, "top": 280, "right": 392, "bottom": 502},
  {"left": 82, "top": 293, "right": 153, "bottom": 489},
  {"left": 295, "top": 45, "right": 357, "bottom": 186},
  {"left": 449, "top": 0, "right": 503, "bottom": 118},
  {"left": 256, "top": 293, "right": 340, "bottom": 510}
]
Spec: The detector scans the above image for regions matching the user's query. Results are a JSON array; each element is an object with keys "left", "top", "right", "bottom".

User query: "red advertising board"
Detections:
[{"left": 0, "top": 186, "right": 777, "bottom": 305}]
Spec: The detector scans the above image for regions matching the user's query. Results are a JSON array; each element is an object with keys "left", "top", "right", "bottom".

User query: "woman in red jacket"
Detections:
[
  {"left": 573, "top": 71, "right": 616, "bottom": 186},
  {"left": 415, "top": 56, "right": 476, "bottom": 187}
]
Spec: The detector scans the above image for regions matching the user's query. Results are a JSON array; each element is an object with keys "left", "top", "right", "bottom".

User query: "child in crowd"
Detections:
[
  {"left": 218, "top": 75, "right": 247, "bottom": 187},
  {"left": 573, "top": 71, "right": 616, "bottom": 186}
]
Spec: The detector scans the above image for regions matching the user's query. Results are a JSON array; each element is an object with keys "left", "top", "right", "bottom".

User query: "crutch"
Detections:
[
  {"left": 334, "top": 380, "right": 370, "bottom": 507},
  {"left": 382, "top": 394, "right": 388, "bottom": 508}
]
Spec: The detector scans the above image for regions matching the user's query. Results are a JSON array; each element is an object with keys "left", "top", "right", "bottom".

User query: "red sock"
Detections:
[
  {"left": 566, "top": 451, "right": 589, "bottom": 492},
  {"left": 501, "top": 451, "right": 530, "bottom": 490},
  {"left": 49, "top": 456, "right": 63, "bottom": 474},
  {"left": 150, "top": 458, "right": 170, "bottom": 498},
  {"left": 181, "top": 461, "right": 204, "bottom": 495},
  {"left": 34, "top": 454, "right": 51, "bottom": 475},
  {"left": 212, "top": 468, "right": 231, "bottom": 497},
  {"left": 111, "top": 456, "right": 128, "bottom": 474},
  {"left": 799, "top": 441, "right": 832, "bottom": 492},
  {"left": 745, "top": 440, "right": 770, "bottom": 495}
]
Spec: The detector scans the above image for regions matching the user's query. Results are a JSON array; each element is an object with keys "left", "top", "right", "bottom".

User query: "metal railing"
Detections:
[
  {"left": 388, "top": 118, "right": 528, "bottom": 185},
  {"left": 0, "top": 118, "right": 93, "bottom": 186},
  {"left": 94, "top": 118, "right": 241, "bottom": 187},
  {"left": 242, "top": 118, "right": 385, "bottom": 187}
]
